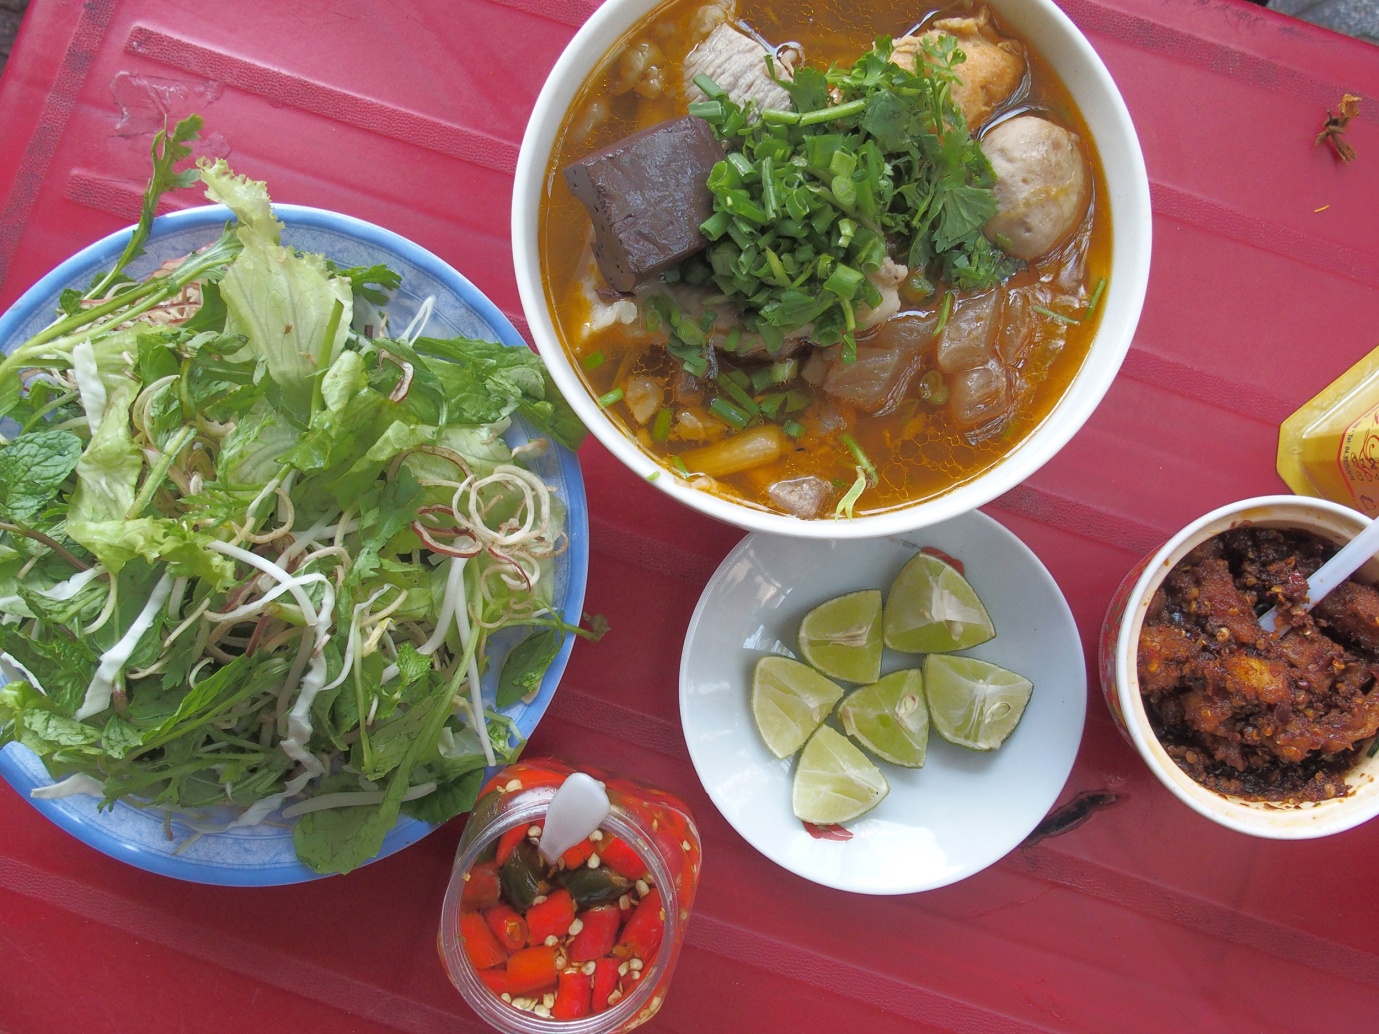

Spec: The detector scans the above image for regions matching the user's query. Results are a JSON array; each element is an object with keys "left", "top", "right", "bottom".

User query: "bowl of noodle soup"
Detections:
[{"left": 514, "top": 0, "right": 1150, "bottom": 537}]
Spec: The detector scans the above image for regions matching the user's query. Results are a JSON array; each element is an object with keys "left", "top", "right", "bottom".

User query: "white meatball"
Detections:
[{"left": 982, "top": 116, "right": 1090, "bottom": 261}]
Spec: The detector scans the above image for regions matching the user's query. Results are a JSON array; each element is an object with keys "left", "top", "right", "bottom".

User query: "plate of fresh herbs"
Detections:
[{"left": 0, "top": 118, "right": 595, "bottom": 884}]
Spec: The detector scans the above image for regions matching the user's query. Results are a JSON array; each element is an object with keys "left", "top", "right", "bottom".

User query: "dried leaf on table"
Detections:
[{"left": 1316, "top": 93, "right": 1362, "bottom": 163}]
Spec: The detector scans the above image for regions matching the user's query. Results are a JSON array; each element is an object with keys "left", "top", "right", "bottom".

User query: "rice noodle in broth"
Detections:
[{"left": 540, "top": 0, "right": 1111, "bottom": 519}]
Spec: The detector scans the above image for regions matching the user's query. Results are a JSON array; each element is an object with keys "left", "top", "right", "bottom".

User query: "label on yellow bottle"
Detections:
[
  {"left": 1279, "top": 343, "right": 1379, "bottom": 519},
  {"left": 1337, "top": 404, "right": 1379, "bottom": 516}
]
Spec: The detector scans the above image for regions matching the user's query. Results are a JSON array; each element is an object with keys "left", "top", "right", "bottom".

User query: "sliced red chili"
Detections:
[
  {"left": 459, "top": 860, "right": 502, "bottom": 910},
  {"left": 615, "top": 887, "right": 664, "bottom": 961},
  {"left": 591, "top": 957, "right": 621, "bottom": 1014},
  {"left": 460, "top": 910, "right": 509, "bottom": 971},
  {"left": 496, "top": 824, "right": 534, "bottom": 867},
  {"left": 560, "top": 836, "right": 596, "bottom": 869},
  {"left": 568, "top": 904, "right": 622, "bottom": 963},
  {"left": 483, "top": 903, "right": 528, "bottom": 953},
  {"left": 525, "top": 887, "right": 576, "bottom": 942},
  {"left": 597, "top": 836, "right": 648, "bottom": 881},
  {"left": 476, "top": 966, "right": 508, "bottom": 997},
  {"left": 505, "top": 944, "right": 560, "bottom": 997},
  {"left": 551, "top": 968, "right": 593, "bottom": 1020}
]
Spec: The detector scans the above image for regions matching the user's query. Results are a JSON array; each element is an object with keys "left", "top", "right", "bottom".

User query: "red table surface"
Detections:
[{"left": 2, "top": 0, "right": 1378, "bottom": 1031}]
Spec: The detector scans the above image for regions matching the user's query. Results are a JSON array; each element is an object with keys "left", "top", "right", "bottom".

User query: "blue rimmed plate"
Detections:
[{"left": 0, "top": 204, "right": 588, "bottom": 885}]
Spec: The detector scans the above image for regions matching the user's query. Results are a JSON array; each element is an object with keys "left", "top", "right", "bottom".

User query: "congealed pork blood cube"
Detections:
[{"left": 563, "top": 116, "right": 723, "bottom": 293}]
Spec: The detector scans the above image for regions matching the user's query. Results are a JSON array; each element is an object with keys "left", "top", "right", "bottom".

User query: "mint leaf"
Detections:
[
  {"left": 0, "top": 430, "right": 83, "bottom": 523},
  {"left": 496, "top": 628, "right": 562, "bottom": 708}
]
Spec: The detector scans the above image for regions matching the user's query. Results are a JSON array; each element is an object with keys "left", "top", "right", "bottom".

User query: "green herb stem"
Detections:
[
  {"left": 125, "top": 424, "right": 197, "bottom": 520},
  {"left": 0, "top": 521, "right": 90, "bottom": 570}
]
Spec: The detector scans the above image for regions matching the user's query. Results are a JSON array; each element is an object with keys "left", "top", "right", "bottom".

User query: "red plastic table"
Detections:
[{"left": 3, "top": 1, "right": 1378, "bottom": 1031}]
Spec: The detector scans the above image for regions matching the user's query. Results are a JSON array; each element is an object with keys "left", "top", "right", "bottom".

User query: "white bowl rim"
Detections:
[
  {"left": 1113, "top": 494, "right": 1379, "bottom": 839},
  {"left": 512, "top": 0, "right": 1153, "bottom": 539}
]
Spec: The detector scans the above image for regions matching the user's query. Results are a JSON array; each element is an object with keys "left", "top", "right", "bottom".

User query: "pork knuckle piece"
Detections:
[
  {"left": 950, "top": 364, "right": 1012, "bottom": 430},
  {"left": 982, "top": 115, "right": 1090, "bottom": 261},
  {"left": 684, "top": 22, "right": 793, "bottom": 113},
  {"left": 892, "top": 12, "right": 1025, "bottom": 128}
]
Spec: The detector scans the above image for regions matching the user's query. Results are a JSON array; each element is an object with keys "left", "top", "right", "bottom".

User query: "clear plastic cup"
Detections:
[{"left": 439, "top": 758, "right": 701, "bottom": 1032}]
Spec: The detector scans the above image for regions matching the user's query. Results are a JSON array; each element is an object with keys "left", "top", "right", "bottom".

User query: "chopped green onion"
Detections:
[
  {"left": 822, "top": 262, "right": 864, "bottom": 301},
  {"left": 671, "top": 455, "right": 691, "bottom": 477},
  {"left": 758, "top": 393, "right": 786, "bottom": 418},
  {"left": 597, "top": 387, "right": 624, "bottom": 408},
  {"left": 708, "top": 396, "right": 751, "bottom": 429},
  {"left": 688, "top": 100, "right": 724, "bottom": 120},
  {"left": 1032, "top": 304, "right": 1078, "bottom": 325},
  {"left": 700, "top": 211, "right": 732, "bottom": 240},
  {"left": 692, "top": 73, "right": 726, "bottom": 100},
  {"left": 581, "top": 351, "right": 606, "bottom": 371},
  {"left": 651, "top": 407, "right": 673, "bottom": 441},
  {"left": 839, "top": 432, "right": 877, "bottom": 485},
  {"left": 782, "top": 419, "right": 805, "bottom": 438},
  {"left": 934, "top": 291, "right": 954, "bottom": 334},
  {"left": 716, "top": 375, "right": 760, "bottom": 417},
  {"left": 831, "top": 174, "right": 857, "bottom": 208},
  {"left": 799, "top": 99, "right": 865, "bottom": 126},
  {"left": 1082, "top": 277, "right": 1108, "bottom": 320}
]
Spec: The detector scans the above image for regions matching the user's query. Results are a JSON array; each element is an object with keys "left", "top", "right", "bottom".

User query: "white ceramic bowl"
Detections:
[
  {"left": 513, "top": 0, "right": 1152, "bottom": 538},
  {"left": 1099, "top": 495, "right": 1379, "bottom": 839}
]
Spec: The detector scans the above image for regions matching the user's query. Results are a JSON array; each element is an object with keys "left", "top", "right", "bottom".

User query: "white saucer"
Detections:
[{"left": 678, "top": 511, "right": 1086, "bottom": 894}]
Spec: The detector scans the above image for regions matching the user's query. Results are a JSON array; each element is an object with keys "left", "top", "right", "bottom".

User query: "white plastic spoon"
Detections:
[
  {"left": 1258, "top": 516, "right": 1379, "bottom": 633},
  {"left": 537, "top": 772, "right": 611, "bottom": 865}
]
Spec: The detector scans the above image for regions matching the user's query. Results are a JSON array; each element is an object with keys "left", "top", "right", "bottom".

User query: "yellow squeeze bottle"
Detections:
[{"left": 1278, "top": 342, "right": 1379, "bottom": 518}]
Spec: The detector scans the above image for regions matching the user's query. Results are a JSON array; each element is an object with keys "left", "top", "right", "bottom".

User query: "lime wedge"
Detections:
[
  {"left": 797, "top": 589, "right": 883, "bottom": 684},
  {"left": 837, "top": 668, "right": 930, "bottom": 767},
  {"left": 791, "top": 725, "right": 889, "bottom": 824},
  {"left": 883, "top": 552, "right": 995, "bottom": 654},
  {"left": 751, "top": 656, "right": 844, "bottom": 759},
  {"left": 924, "top": 654, "right": 1032, "bottom": 751}
]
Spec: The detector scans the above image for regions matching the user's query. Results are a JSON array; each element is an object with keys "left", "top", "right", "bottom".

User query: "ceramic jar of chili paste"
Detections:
[{"left": 439, "top": 757, "right": 701, "bottom": 1032}]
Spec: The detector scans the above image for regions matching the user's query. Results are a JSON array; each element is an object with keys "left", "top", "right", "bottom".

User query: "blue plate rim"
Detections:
[{"left": 0, "top": 203, "right": 589, "bottom": 885}]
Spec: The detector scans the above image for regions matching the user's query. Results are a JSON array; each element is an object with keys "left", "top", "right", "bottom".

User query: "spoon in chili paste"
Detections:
[{"left": 1258, "top": 516, "right": 1379, "bottom": 633}]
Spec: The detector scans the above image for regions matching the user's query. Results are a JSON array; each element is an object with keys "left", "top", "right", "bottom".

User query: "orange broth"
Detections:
[{"left": 540, "top": 1, "right": 1111, "bottom": 518}]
